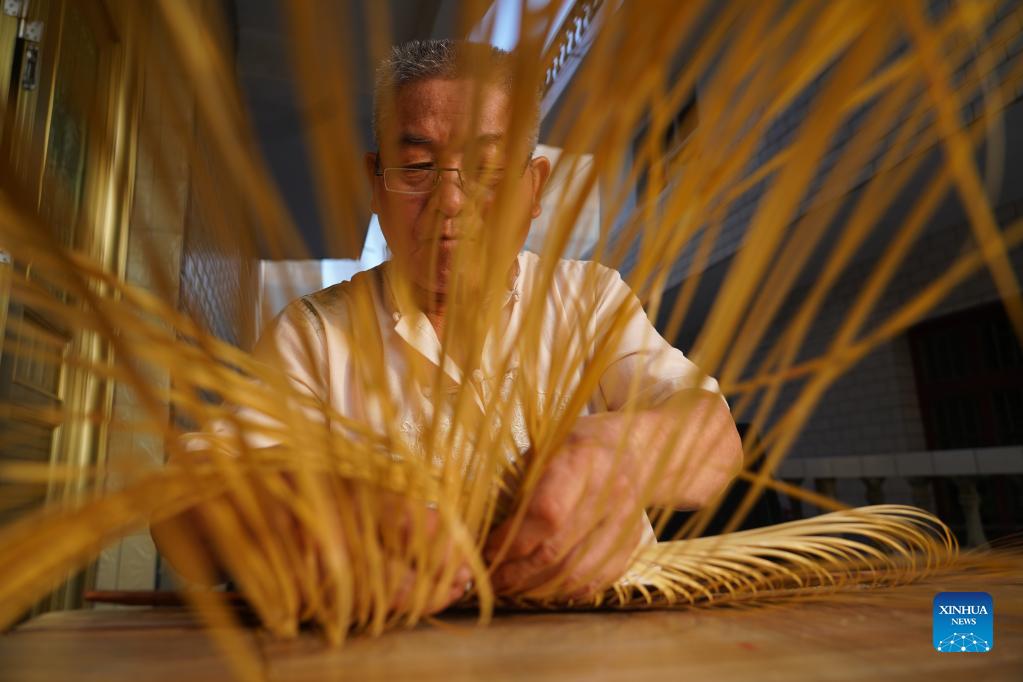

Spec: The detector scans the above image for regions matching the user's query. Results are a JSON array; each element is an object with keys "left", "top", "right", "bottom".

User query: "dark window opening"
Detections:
[
  {"left": 633, "top": 95, "right": 698, "bottom": 199},
  {"left": 909, "top": 300, "right": 1023, "bottom": 449}
]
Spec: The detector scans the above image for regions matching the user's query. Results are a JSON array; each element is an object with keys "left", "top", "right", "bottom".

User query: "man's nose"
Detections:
[{"left": 433, "top": 169, "right": 467, "bottom": 218}]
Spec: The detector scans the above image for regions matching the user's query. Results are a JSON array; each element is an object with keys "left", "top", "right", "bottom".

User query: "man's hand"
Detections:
[
  {"left": 152, "top": 459, "right": 473, "bottom": 618},
  {"left": 252, "top": 482, "right": 475, "bottom": 617},
  {"left": 482, "top": 392, "right": 742, "bottom": 601},
  {"left": 483, "top": 419, "right": 648, "bottom": 601},
  {"left": 376, "top": 491, "right": 475, "bottom": 615}
]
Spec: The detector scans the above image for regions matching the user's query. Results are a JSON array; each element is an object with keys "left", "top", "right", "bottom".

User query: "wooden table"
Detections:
[{"left": 2, "top": 576, "right": 1021, "bottom": 681}]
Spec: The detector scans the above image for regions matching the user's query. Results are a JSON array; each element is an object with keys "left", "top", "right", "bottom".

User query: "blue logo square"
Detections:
[{"left": 933, "top": 592, "right": 993, "bottom": 652}]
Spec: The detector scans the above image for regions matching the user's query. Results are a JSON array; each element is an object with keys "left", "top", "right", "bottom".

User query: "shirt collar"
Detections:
[
  {"left": 381, "top": 253, "right": 523, "bottom": 324},
  {"left": 380, "top": 254, "right": 524, "bottom": 384}
]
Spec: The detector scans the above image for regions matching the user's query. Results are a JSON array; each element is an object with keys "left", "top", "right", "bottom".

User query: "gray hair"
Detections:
[{"left": 372, "top": 39, "right": 540, "bottom": 150}]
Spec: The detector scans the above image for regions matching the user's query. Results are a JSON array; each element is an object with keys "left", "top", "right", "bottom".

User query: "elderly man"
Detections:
[{"left": 156, "top": 39, "right": 741, "bottom": 610}]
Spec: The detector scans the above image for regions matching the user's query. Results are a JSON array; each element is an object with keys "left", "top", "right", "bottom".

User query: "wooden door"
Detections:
[{"left": 0, "top": 0, "right": 137, "bottom": 611}]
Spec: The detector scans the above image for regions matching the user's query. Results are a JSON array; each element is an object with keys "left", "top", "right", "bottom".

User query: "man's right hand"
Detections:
[
  {"left": 151, "top": 461, "right": 473, "bottom": 618},
  {"left": 378, "top": 492, "right": 474, "bottom": 614}
]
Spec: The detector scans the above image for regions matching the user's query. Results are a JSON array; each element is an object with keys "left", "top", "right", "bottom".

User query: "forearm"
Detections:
[{"left": 576, "top": 389, "right": 743, "bottom": 509}]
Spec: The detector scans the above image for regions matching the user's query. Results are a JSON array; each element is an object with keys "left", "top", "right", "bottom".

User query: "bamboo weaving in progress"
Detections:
[{"left": 0, "top": 1, "right": 1021, "bottom": 678}]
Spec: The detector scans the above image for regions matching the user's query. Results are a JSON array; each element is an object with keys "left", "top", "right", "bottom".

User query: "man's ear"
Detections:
[
  {"left": 365, "top": 152, "right": 381, "bottom": 215},
  {"left": 528, "top": 155, "right": 552, "bottom": 219}
]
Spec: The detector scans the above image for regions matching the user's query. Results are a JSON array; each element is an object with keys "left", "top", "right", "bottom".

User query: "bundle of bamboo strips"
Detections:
[{"left": 1, "top": 2, "right": 1021, "bottom": 678}]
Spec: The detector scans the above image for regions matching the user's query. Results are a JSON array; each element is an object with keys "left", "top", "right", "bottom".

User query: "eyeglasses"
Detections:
[
  {"left": 375, "top": 165, "right": 506, "bottom": 195},
  {"left": 374, "top": 153, "right": 533, "bottom": 196}
]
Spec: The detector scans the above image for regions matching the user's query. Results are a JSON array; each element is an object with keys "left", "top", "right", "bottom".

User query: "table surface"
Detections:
[{"left": 2, "top": 572, "right": 1021, "bottom": 682}]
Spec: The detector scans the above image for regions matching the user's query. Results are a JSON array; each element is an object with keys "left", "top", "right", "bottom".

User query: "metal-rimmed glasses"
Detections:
[{"left": 373, "top": 153, "right": 532, "bottom": 196}]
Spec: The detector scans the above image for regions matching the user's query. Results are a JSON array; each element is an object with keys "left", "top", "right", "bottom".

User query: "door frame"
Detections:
[{"left": 2, "top": 0, "right": 143, "bottom": 612}]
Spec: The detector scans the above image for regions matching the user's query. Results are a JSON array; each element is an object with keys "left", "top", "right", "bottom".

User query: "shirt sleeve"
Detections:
[
  {"left": 589, "top": 265, "right": 724, "bottom": 412},
  {"left": 184, "top": 299, "right": 330, "bottom": 452},
  {"left": 252, "top": 298, "right": 330, "bottom": 404}
]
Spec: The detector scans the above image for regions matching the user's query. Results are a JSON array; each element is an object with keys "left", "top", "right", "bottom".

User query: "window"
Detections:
[
  {"left": 909, "top": 301, "right": 1023, "bottom": 449},
  {"left": 633, "top": 95, "right": 698, "bottom": 199}
]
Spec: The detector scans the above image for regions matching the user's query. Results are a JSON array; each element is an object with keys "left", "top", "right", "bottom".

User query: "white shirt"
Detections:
[
  {"left": 252, "top": 250, "right": 722, "bottom": 462},
  {"left": 198, "top": 250, "right": 724, "bottom": 547}
]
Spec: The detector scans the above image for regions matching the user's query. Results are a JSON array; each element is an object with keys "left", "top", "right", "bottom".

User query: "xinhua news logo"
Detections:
[{"left": 933, "top": 592, "right": 993, "bottom": 653}]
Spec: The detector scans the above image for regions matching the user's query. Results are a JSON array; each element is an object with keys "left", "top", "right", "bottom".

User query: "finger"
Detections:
[
  {"left": 393, "top": 557, "right": 471, "bottom": 616},
  {"left": 426, "top": 578, "right": 469, "bottom": 615},
  {"left": 399, "top": 502, "right": 441, "bottom": 544},
  {"left": 484, "top": 455, "right": 589, "bottom": 564},
  {"left": 421, "top": 510, "right": 458, "bottom": 568},
  {"left": 418, "top": 552, "right": 471, "bottom": 615},
  {"left": 387, "top": 562, "right": 415, "bottom": 614},
  {"left": 427, "top": 563, "right": 474, "bottom": 615},
  {"left": 490, "top": 503, "right": 600, "bottom": 594},
  {"left": 555, "top": 478, "right": 646, "bottom": 600},
  {"left": 488, "top": 457, "right": 626, "bottom": 585},
  {"left": 403, "top": 506, "right": 463, "bottom": 593},
  {"left": 535, "top": 510, "right": 646, "bottom": 601},
  {"left": 495, "top": 473, "right": 642, "bottom": 597},
  {"left": 452, "top": 562, "right": 472, "bottom": 587},
  {"left": 390, "top": 513, "right": 469, "bottom": 616},
  {"left": 492, "top": 548, "right": 562, "bottom": 596}
]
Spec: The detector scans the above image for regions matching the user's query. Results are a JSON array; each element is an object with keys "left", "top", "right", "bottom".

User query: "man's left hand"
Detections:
[{"left": 483, "top": 416, "right": 648, "bottom": 601}]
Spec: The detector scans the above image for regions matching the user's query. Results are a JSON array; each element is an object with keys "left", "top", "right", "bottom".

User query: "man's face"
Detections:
[{"left": 366, "top": 78, "right": 550, "bottom": 296}]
